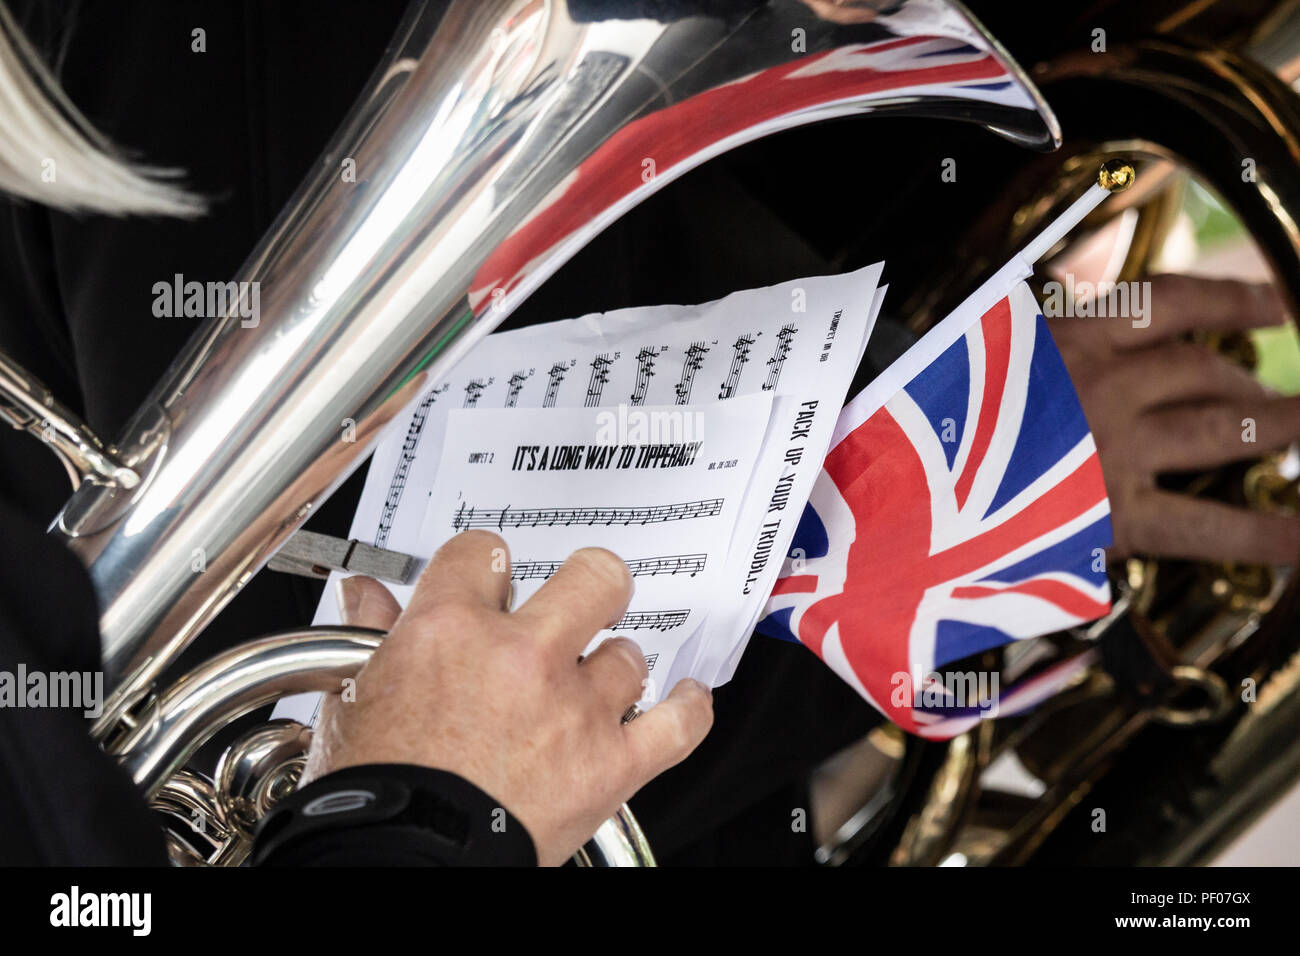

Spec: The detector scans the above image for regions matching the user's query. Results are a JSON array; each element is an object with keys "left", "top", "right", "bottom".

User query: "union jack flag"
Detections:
[{"left": 758, "top": 282, "right": 1112, "bottom": 738}]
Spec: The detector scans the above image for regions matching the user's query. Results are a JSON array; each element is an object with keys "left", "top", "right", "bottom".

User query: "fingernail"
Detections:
[
  {"left": 336, "top": 576, "right": 365, "bottom": 624},
  {"left": 688, "top": 678, "right": 712, "bottom": 698}
]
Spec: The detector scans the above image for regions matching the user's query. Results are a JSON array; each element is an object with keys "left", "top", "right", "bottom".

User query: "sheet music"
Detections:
[
  {"left": 274, "top": 263, "right": 883, "bottom": 723},
  {"left": 677, "top": 284, "right": 889, "bottom": 689},
  {"left": 420, "top": 395, "right": 773, "bottom": 697},
  {"left": 510, "top": 552, "right": 706, "bottom": 582}
]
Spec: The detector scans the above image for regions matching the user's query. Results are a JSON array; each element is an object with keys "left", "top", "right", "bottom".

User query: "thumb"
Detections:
[
  {"left": 627, "top": 678, "right": 713, "bottom": 779},
  {"left": 304, "top": 575, "right": 400, "bottom": 787},
  {"left": 335, "top": 574, "right": 402, "bottom": 630}
]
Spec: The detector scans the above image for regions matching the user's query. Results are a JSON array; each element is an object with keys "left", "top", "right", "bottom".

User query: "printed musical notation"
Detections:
[
  {"left": 451, "top": 499, "right": 724, "bottom": 532},
  {"left": 542, "top": 361, "right": 571, "bottom": 408},
  {"left": 510, "top": 552, "right": 707, "bottom": 582},
  {"left": 375, "top": 383, "right": 449, "bottom": 547},
  {"left": 630, "top": 346, "right": 659, "bottom": 406},
  {"left": 584, "top": 353, "right": 615, "bottom": 407},
  {"left": 763, "top": 323, "right": 798, "bottom": 391},
  {"left": 675, "top": 342, "right": 709, "bottom": 405},
  {"left": 719, "top": 332, "right": 758, "bottom": 399},
  {"left": 614, "top": 609, "right": 690, "bottom": 632},
  {"left": 277, "top": 261, "right": 887, "bottom": 734},
  {"left": 505, "top": 370, "right": 532, "bottom": 408},
  {"left": 463, "top": 377, "right": 491, "bottom": 408}
]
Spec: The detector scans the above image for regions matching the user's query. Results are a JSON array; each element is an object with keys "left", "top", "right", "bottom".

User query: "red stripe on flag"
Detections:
[
  {"left": 927, "top": 451, "right": 1108, "bottom": 585},
  {"left": 950, "top": 580, "right": 1110, "bottom": 621},
  {"left": 771, "top": 575, "right": 820, "bottom": 595},
  {"left": 811, "top": 407, "right": 934, "bottom": 733},
  {"left": 953, "top": 297, "right": 1012, "bottom": 509},
  {"left": 843, "top": 35, "right": 937, "bottom": 55}
]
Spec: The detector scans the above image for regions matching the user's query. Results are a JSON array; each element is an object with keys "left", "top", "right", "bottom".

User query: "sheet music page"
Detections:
[
  {"left": 681, "top": 284, "right": 889, "bottom": 688},
  {"left": 342, "top": 262, "right": 883, "bottom": 570},
  {"left": 273, "top": 263, "right": 883, "bottom": 723},
  {"left": 419, "top": 394, "right": 773, "bottom": 699}
]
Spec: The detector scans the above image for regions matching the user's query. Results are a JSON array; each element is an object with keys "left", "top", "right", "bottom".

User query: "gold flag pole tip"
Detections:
[{"left": 1098, "top": 159, "right": 1136, "bottom": 192}]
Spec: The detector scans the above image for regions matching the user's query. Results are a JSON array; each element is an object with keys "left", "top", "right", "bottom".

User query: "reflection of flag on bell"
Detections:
[{"left": 757, "top": 281, "right": 1112, "bottom": 738}]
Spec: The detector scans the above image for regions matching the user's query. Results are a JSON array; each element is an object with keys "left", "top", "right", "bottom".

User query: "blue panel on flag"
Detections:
[
  {"left": 904, "top": 333, "right": 968, "bottom": 469},
  {"left": 790, "top": 501, "right": 830, "bottom": 561},
  {"left": 977, "top": 514, "right": 1112, "bottom": 587},
  {"left": 984, "top": 315, "right": 1089, "bottom": 517},
  {"left": 756, "top": 606, "right": 800, "bottom": 644},
  {"left": 934, "top": 619, "right": 1016, "bottom": 668}
]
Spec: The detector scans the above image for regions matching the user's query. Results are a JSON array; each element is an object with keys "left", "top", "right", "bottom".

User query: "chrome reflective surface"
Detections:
[
  {"left": 214, "top": 720, "right": 313, "bottom": 832},
  {"left": 112, "top": 628, "right": 383, "bottom": 796},
  {"left": 44, "top": 0, "right": 1057, "bottom": 738},
  {"left": 0, "top": 351, "right": 138, "bottom": 490},
  {"left": 577, "top": 804, "right": 657, "bottom": 867}
]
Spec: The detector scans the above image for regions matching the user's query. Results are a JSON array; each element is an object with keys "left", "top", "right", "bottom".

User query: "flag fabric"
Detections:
[{"left": 757, "top": 281, "right": 1112, "bottom": 738}]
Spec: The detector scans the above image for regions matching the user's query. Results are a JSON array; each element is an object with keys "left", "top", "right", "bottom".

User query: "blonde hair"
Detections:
[{"left": 0, "top": 2, "right": 205, "bottom": 217}]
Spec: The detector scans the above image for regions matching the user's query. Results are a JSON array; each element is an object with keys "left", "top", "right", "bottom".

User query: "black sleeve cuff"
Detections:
[{"left": 251, "top": 764, "right": 538, "bottom": 866}]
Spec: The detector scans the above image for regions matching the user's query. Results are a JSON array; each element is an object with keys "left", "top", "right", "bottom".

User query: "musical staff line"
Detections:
[
  {"left": 376, "top": 383, "right": 449, "bottom": 547},
  {"left": 675, "top": 341, "right": 709, "bottom": 405},
  {"left": 614, "top": 609, "right": 690, "bottom": 632},
  {"left": 631, "top": 346, "right": 659, "bottom": 406},
  {"left": 719, "top": 332, "right": 757, "bottom": 399},
  {"left": 463, "top": 377, "right": 491, "bottom": 407},
  {"left": 451, "top": 498, "right": 724, "bottom": 532},
  {"left": 511, "top": 552, "right": 706, "bottom": 582},
  {"left": 543, "top": 361, "right": 571, "bottom": 408},
  {"left": 763, "top": 323, "right": 798, "bottom": 391},
  {"left": 584, "top": 353, "right": 614, "bottom": 407},
  {"left": 505, "top": 370, "right": 532, "bottom": 408}
]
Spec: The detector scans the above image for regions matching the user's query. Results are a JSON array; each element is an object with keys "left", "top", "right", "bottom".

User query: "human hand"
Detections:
[
  {"left": 1051, "top": 274, "right": 1300, "bottom": 564},
  {"left": 301, "top": 530, "right": 713, "bottom": 866}
]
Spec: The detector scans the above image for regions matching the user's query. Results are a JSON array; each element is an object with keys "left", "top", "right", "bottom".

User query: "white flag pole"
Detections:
[
  {"left": 833, "top": 160, "right": 1136, "bottom": 447},
  {"left": 1017, "top": 159, "right": 1136, "bottom": 265}
]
